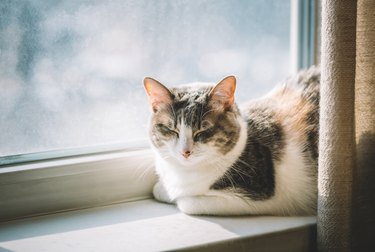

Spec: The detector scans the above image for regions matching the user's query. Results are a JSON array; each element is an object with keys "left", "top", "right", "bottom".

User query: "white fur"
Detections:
[
  {"left": 152, "top": 113, "right": 316, "bottom": 216},
  {"left": 153, "top": 116, "right": 247, "bottom": 200}
]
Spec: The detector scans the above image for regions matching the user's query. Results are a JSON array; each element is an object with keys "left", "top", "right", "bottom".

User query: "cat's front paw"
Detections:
[
  {"left": 176, "top": 196, "right": 204, "bottom": 215},
  {"left": 153, "top": 181, "right": 173, "bottom": 203}
]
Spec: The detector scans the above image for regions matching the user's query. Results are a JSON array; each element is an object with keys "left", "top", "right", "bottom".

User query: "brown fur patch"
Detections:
[
  {"left": 266, "top": 70, "right": 320, "bottom": 162},
  {"left": 272, "top": 87, "right": 313, "bottom": 146}
]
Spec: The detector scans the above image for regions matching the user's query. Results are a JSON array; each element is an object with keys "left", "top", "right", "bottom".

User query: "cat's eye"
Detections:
[
  {"left": 156, "top": 124, "right": 179, "bottom": 136},
  {"left": 194, "top": 129, "right": 213, "bottom": 142}
]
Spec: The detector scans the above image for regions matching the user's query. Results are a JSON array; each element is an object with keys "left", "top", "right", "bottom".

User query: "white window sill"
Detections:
[
  {"left": 0, "top": 199, "right": 317, "bottom": 252},
  {"left": 0, "top": 149, "right": 157, "bottom": 221}
]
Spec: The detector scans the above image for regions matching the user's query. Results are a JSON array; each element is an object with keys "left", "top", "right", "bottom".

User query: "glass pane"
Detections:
[{"left": 0, "top": 0, "right": 290, "bottom": 157}]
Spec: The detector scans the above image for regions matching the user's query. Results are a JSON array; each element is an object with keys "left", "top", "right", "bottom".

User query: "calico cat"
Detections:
[{"left": 144, "top": 66, "right": 319, "bottom": 216}]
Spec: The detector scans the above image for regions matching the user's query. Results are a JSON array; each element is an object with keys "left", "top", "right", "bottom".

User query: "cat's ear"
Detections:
[
  {"left": 208, "top": 76, "right": 236, "bottom": 110},
  {"left": 144, "top": 77, "right": 173, "bottom": 112}
]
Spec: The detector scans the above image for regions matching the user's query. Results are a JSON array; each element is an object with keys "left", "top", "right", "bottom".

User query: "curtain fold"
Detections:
[
  {"left": 318, "top": 0, "right": 375, "bottom": 251},
  {"left": 353, "top": 0, "right": 375, "bottom": 251},
  {"left": 318, "top": 0, "right": 357, "bottom": 251}
]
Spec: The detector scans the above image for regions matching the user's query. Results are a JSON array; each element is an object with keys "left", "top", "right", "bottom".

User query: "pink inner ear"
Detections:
[
  {"left": 149, "top": 93, "right": 171, "bottom": 110},
  {"left": 209, "top": 76, "right": 236, "bottom": 110},
  {"left": 144, "top": 78, "right": 172, "bottom": 112}
]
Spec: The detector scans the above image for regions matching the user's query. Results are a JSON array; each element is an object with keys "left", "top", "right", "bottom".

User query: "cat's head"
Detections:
[{"left": 144, "top": 76, "right": 242, "bottom": 167}]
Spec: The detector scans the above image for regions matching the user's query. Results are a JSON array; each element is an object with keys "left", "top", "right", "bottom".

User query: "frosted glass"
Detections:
[{"left": 0, "top": 0, "right": 290, "bottom": 157}]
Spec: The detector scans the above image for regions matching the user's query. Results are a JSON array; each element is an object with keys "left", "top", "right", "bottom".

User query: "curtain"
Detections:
[{"left": 318, "top": 0, "right": 375, "bottom": 251}]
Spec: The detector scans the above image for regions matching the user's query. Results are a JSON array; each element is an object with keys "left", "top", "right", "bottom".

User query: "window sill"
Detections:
[
  {"left": 0, "top": 149, "right": 156, "bottom": 221},
  {"left": 0, "top": 199, "right": 317, "bottom": 252}
]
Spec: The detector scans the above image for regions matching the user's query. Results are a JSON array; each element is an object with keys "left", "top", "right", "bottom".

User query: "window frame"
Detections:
[
  {"left": 0, "top": 148, "right": 156, "bottom": 221},
  {"left": 0, "top": 140, "right": 149, "bottom": 166},
  {"left": 0, "top": 0, "right": 318, "bottom": 222},
  {"left": 291, "top": 0, "right": 318, "bottom": 72}
]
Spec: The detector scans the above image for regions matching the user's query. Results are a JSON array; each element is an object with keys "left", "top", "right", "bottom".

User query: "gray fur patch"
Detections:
[
  {"left": 211, "top": 111, "right": 284, "bottom": 200},
  {"left": 211, "top": 67, "right": 320, "bottom": 201}
]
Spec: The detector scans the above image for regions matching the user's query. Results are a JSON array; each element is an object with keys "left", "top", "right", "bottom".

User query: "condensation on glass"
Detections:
[{"left": 0, "top": 0, "right": 290, "bottom": 157}]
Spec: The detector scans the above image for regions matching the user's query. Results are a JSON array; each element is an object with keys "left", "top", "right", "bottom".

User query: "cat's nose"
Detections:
[{"left": 182, "top": 150, "right": 191, "bottom": 159}]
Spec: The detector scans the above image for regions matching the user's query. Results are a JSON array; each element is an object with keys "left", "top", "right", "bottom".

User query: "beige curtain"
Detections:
[{"left": 318, "top": 0, "right": 375, "bottom": 251}]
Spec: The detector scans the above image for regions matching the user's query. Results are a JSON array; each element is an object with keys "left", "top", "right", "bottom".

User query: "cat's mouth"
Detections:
[{"left": 175, "top": 154, "right": 205, "bottom": 167}]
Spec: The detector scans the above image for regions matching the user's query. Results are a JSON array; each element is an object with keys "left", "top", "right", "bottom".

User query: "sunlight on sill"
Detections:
[{"left": 0, "top": 199, "right": 316, "bottom": 252}]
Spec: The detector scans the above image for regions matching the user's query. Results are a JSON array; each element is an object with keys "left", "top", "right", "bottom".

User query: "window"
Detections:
[
  {"left": 0, "top": 0, "right": 318, "bottom": 221},
  {"left": 1, "top": 0, "right": 292, "bottom": 164}
]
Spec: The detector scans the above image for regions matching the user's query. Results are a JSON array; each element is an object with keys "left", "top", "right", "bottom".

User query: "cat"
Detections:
[{"left": 144, "top": 66, "right": 319, "bottom": 216}]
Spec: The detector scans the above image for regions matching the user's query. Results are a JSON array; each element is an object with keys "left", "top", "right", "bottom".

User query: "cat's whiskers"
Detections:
[
  {"left": 155, "top": 149, "right": 173, "bottom": 161},
  {"left": 136, "top": 163, "right": 154, "bottom": 182},
  {"left": 236, "top": 158, "right": 256, "bottom": 173},
  {"left": 230, "top": 164, "right": 250, "bottom": 177},
  {"left": 226, "top": 165, "right": 248, "bottom": 184},
  {"left": 226, "top": 175, "right": 236, "bottom": 191},
  {"left": 212, "top": 155, "right": 252, "bottom": 188}
]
